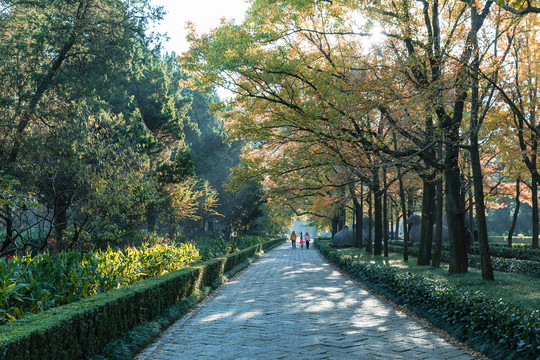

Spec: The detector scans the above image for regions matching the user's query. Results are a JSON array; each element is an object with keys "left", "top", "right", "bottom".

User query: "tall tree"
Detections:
[
  {"left": 182, "top": 0, "right": 540, "bottom": 269},
  {"left": 490, "top": 16, "right": 540, "bottom": 249}
]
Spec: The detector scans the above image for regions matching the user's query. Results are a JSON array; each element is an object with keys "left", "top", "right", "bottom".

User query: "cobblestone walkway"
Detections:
[{"left": 135, "top": 242, "right": 483, "bottom": 359}]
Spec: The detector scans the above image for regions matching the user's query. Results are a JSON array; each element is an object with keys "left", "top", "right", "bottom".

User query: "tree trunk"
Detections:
[
  {"left": 331, "top": 217, "right": 339, "bottom": 240},
  {"left": 349, "top": 182, "right": 363, "bottom": 248},
  {"left": 53, "top": 194, "right": 70, "bottom": 247},
  {"left": 383, "top": 182, "right": 389, "bottom": 257},
  {"left": 470, "top": 138, "right": 494, "bottom": 280},
  {"left": 418, "top": 177, "right": 436, "bottom": 265},
  {"left": 395, "top": 207, "right": 400, "bottom": 241},
  {"left": 507, "top": 178, "right": 521, "bottom": 247},
  {"left": 469, "top": 145, "right": 494, "bottom": 280},
  {"left": 397, "top": 167, "right": 409, "bottom": 261},
  {"left": 445, "top": 112, "right": 468, "bottom": 274},
  {"left": 469, "top": 7, "right": 494, "bottom": 280},
  {"left": 391, "top": 211, "right": 395, "bottom": 240},
  {"left": 468, "top": 162, "right": 475, "bottom": 239},
  {"left": 359, "top": 183, "right": 364, "bottom": 248},
  {"left": 531, "top": 173, "right": 539, "bottom": 249},
  {"left": 516, "top": 102, "right": 539, "bottom": 249},
  {"left": 374, "top": 191, "right": 383, "bottom": 255},
  {"left": 438, "top": 0, "right": 495, "bottom": 273},
  {"left": 338, "top": 186, "right": 346, "bottom": 231},
  {"left": 432, "top": 170, "right": 444, "bottom": 268},
  {"left": 446, "top": 160, "right": 468, "bottom": 273},
  {"left": 355, "top": 201, "right": 363, "bottom": 248},
  {"left": 373, "top": 182, "right": 383, "bottom": 256},
  {"left": 366, "top": 190, "right": 373, "bottom": 254}
]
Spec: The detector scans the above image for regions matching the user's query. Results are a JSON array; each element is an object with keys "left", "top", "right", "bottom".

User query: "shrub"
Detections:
[
  {"left": 387, "top": 239, "right": 540, "bottom": 261},
  {"left": 0, "top": 234, "right": 272, "bottom": 324},
  {"left": 187, "top": 235, "right": 266, "bottom": 262},
  {"left": 317, "top": 241, "right": 540, "bottom": 360},
  {"left": 0, "top": 241, "right": 199, "bottom": 324}
]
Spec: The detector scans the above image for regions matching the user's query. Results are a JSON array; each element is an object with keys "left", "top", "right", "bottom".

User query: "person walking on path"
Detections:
[
  {"left": 305, "top": 232, "right": 311, "bottom": 249},
  {"left": 290, "top": 231, "right": 297, "bottom": 249},
  {"left": 299, "top": 236, "right": 304, "bottom": 249}
]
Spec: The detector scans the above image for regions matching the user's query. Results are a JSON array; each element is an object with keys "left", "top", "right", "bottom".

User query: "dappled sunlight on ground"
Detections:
[
  {"left": 200, "top": 310, "right": 235, "bottom": 323},
  {"left": 136, "top": 243, "right": 481, "bottom": 360},
  {"left": 235, "top": 310, "right": 263, "bottom": 321}
]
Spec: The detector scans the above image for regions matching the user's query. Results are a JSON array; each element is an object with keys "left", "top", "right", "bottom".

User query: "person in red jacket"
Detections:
[{"left": 290, "top": 231, "right": 297, "bottom": 249}]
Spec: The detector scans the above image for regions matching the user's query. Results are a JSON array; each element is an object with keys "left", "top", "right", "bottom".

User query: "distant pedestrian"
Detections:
[
  {"left": 290, "top": 231, "right": 297, "bottom": 249},
  {"left": 305, "top": 232, "right": 311, "bottom": 249},
  {"left": 300, "top": 236, "right": 305, "bottom": 249}
]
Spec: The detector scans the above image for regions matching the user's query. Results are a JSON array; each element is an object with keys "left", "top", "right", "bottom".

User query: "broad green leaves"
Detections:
[{"left": 0, "top": 239, "right": 200, "bottom": 324}]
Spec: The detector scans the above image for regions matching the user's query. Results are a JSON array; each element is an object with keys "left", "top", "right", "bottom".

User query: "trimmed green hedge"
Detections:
[
  {"left": 387, "top": 240, "right": 540, "bottom": 261},
  {"left": 316, "top": 241, "right": 540, "bottom": 360},
  {"left": 0, "top": 238, "right": 284, "bottom": 360},
  {"left": 386, "top": 244, "right": 540, "bottom": 277},
  {"left": 470, "top": 244, "right": 540, "bottom": 262}
]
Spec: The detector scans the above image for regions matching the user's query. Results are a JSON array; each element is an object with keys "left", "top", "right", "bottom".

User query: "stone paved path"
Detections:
[{"left": 135, "top": 242, "right": 483, "bottom": 359}]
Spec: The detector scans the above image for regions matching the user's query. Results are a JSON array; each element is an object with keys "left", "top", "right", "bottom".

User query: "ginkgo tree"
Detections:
[
  {"left": 487, "top": 15, "right": 540, "bottom": 249},
  {"left": 183, "top": 0, "right": 455, "bottom": 263},
  {"left": 182, "top": 0, "right": 540, "bottom": 279}
]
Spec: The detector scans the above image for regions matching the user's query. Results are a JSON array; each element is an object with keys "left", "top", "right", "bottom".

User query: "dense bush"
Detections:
[
  {"left": 471, "top": 244, "right": 540, "bottom": 262},
  {"left": 193, "top": 235, "right": 267, "bottom": 261},
  {"left": 317, "top": 241, "right": 540, "bottom": 360},
  {"left": 387, "top": 240, "right": 540, "bottom": 261},
  {"left": 0, "top": 234, "right": 271, "bottom": 324},
  {"left": 469, "top": 256, "right": 540, "bottom": 277},
  {"left": 0, "top": 241, "right": 200, "bottom": 324}
]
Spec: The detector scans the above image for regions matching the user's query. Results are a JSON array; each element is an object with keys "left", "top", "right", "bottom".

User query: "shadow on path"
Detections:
[{"left": 136, "top": 243, "right": 482, "bottom": 360}]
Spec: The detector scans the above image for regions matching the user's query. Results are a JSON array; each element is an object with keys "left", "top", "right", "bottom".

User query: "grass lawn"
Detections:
[{"left": 336, "top": 246, "right": 539, "bottom": 312}]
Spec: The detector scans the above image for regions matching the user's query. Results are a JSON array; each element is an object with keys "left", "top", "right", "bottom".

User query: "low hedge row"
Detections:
[
  {"left": 316, "top": 241, "right": 539, "bottom": 360},
  {"left": 387, "top": 240, "right": 540, "bottom": 261},
  {"left": 471, "top": 244, "right": 540, "bottom": 262},
  {"left": 386, "top": 245, "right": 540, "bottom": 277},
  {"left": 0, "top": 238, "right": 284, "bottom": 360},
  {"left": 469, "top": 256, "right": 540, "bottom": 277}
]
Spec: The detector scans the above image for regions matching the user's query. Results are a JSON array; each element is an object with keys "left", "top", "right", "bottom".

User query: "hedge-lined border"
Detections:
[
  {"left": 0, "top": 238, "right": 284, "bottom": 360},
  {"left": 386, "top": 244, "right": 540, "bottom": 277},
  {"left": 316, "top": 240, "right": 539, "bottom": 360},
  {"left": 386, "top": 240, "right": 540, "bottom": 261}
]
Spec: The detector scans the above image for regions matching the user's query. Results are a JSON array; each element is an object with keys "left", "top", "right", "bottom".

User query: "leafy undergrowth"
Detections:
[
  {"left": 0, "top": 241, "right": 200, "bottom": 324},
  {"left": 0, "top": 235, "right": 267, "bottom": 325}
]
